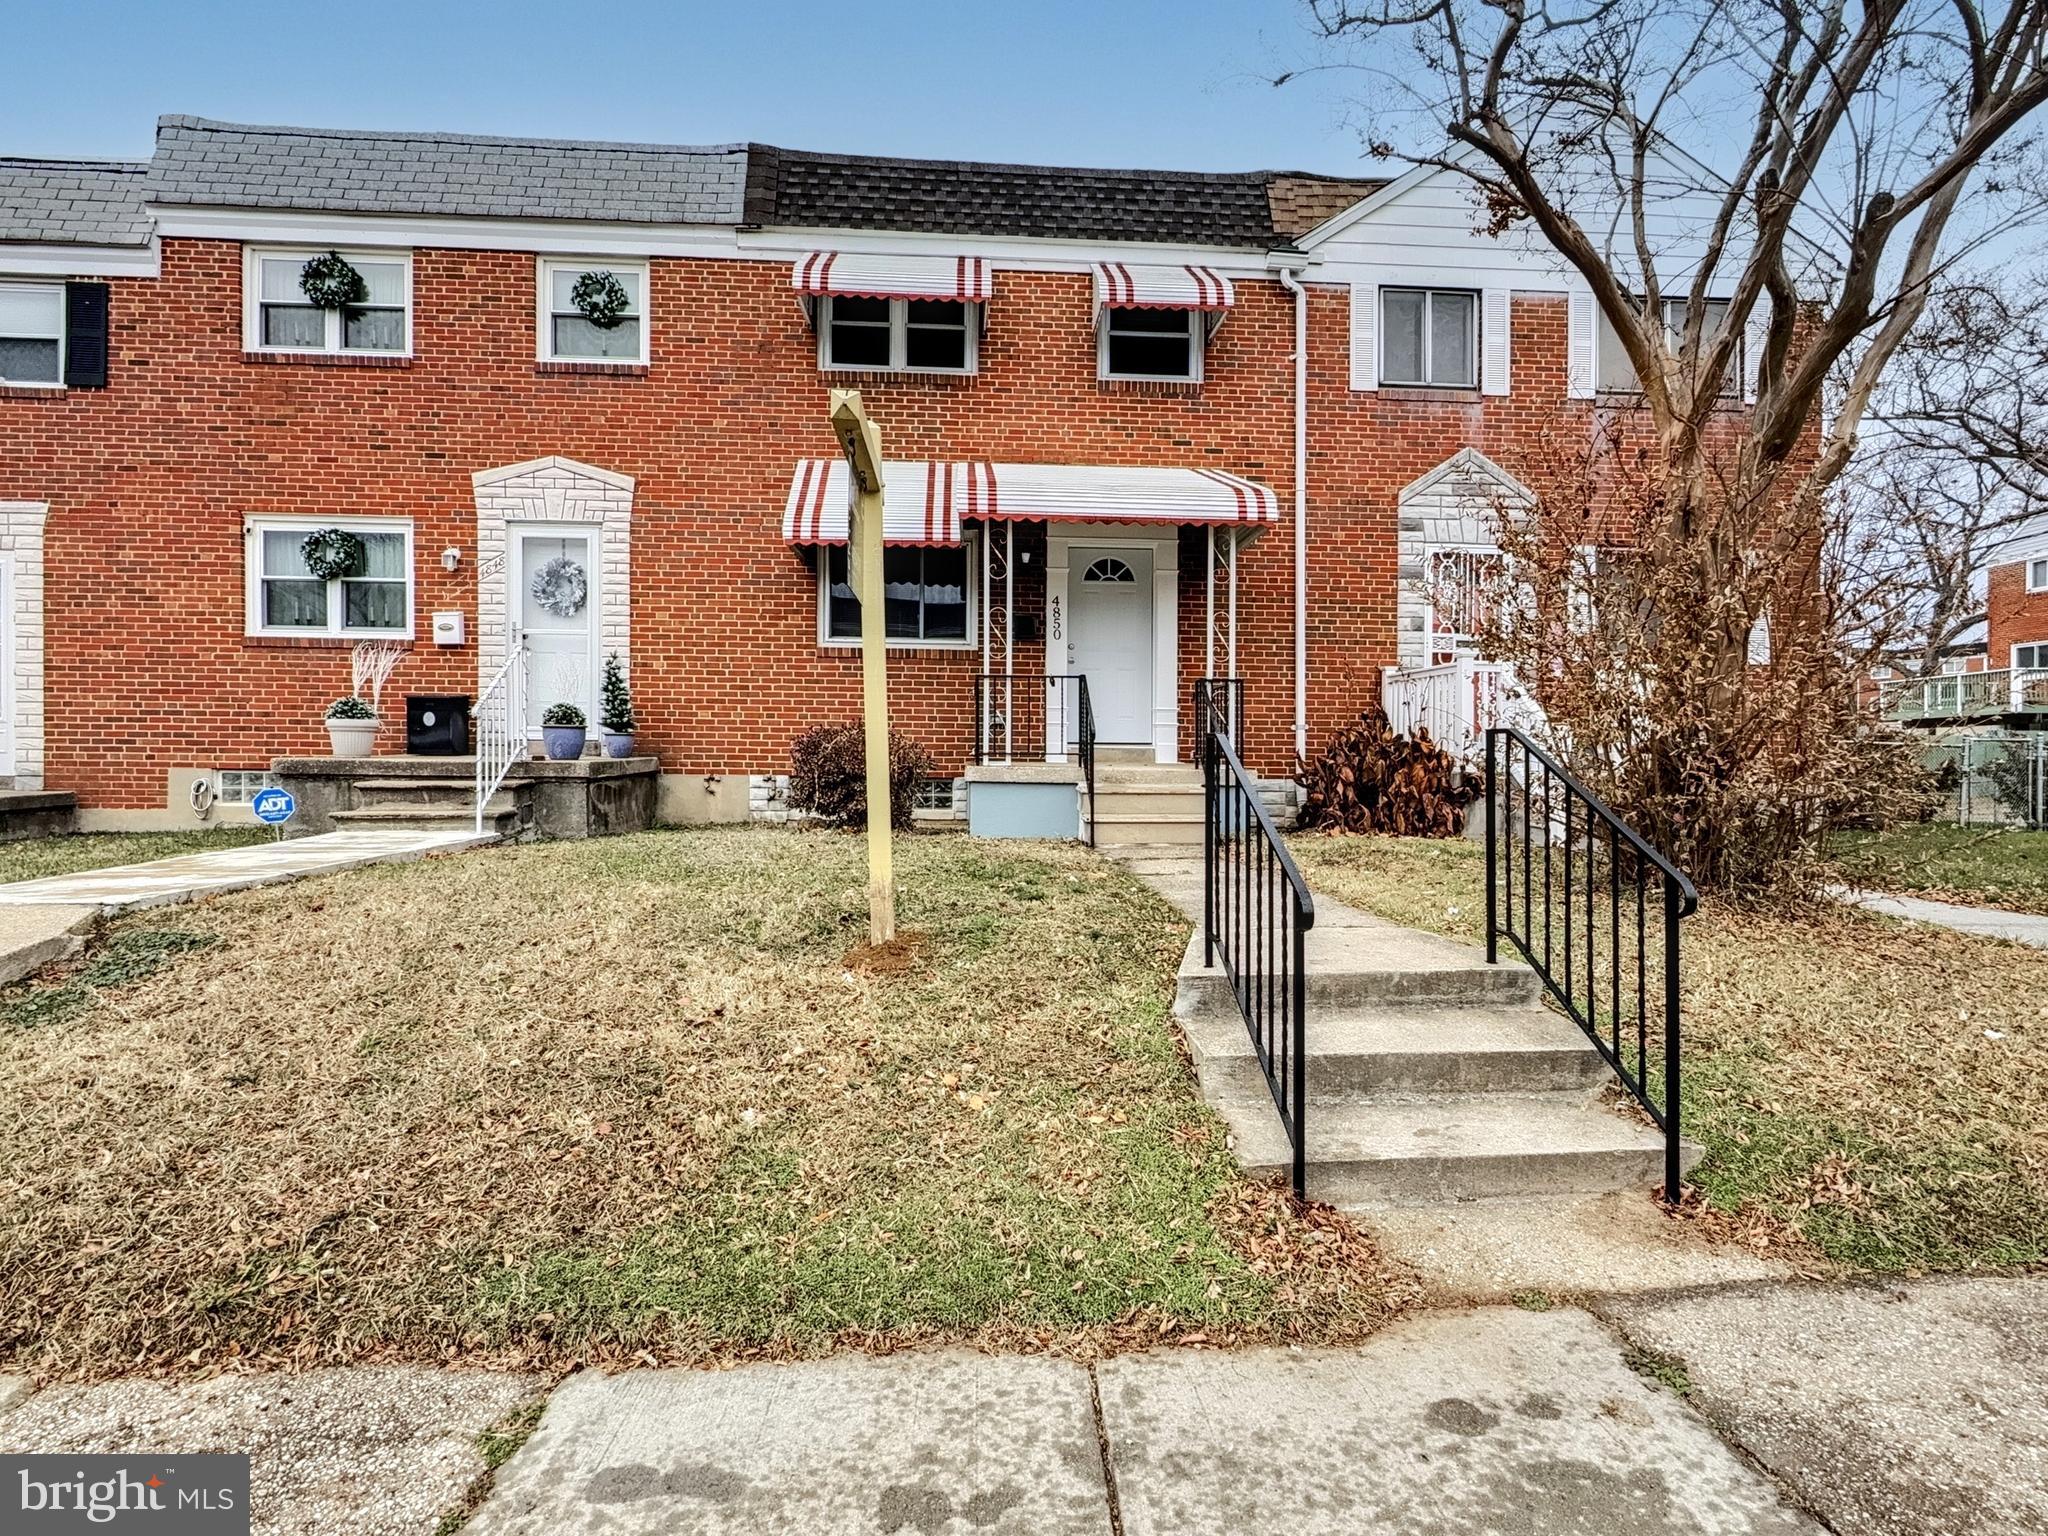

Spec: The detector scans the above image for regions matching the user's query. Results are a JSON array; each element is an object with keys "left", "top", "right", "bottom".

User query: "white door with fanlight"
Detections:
[
  {"left": 510, "top": 526, "right": 599, "bottom": 739},
  {"left": 1068, "top": 547, "right": 1154, "bottom": 743}
]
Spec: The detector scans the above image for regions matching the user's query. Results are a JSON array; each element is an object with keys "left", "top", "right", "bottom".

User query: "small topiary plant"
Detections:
[
  {"left": 599, "top": 653, "right": 636, "bottom": 734},
  {"left": 541, "top": 702, "right": 587, "bottom": 729},
  {"left": 325, "top": 695, "right": 376, "bottom": 721},
  {"left": 787, "top": 723, "right": 933, "bottom": 830}
]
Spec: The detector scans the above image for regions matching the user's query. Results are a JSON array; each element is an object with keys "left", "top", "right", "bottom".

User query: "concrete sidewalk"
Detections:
[
  {"left": 1837, "top": 887, "right": 2048, "bottom": 948},
  {"left": 0, "top": 828, "right": 488, "bottom": 915}
]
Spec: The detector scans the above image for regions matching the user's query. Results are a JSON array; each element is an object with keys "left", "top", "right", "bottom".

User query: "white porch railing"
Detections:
[
  {"left": 1878, "top": 666, "right": 2048, "bottom": 721},
  {"left": 473, "top": 644, "right": 528, "bottom": 835},
  {"left": 1382, "top": 656, "right": 1523, "bottom": 759}
]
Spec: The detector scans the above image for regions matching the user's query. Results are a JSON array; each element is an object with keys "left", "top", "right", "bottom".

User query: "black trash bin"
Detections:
[{"left": 406, "top": 694, "right": 472, "bottom": 755}]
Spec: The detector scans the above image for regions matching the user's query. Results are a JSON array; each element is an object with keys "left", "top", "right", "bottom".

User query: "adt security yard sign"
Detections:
[{"left": 251, "top": 786, "right": 296, "bottom": 826}]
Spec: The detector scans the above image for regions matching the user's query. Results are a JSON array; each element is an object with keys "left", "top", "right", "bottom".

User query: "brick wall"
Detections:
[
  {"left": 1987, "top": 559, "right": 2048, "bottom": 666},
  {"left": 0, "top": 237, "right": 1621, "bottom": 807}
]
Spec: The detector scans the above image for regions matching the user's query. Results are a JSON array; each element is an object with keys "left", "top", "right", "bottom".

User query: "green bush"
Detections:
[
  {"left": 787, "top": 724, "right": 932, "bottom": 830},
  {"left": 325, "top": 696, "right": 375, "bottom": 721},
  {"left": 541, "top": 702, "right": 586, "bottom": 729},
  {"left": 599, "top": 653, "right": 636, "bottom": 734}
]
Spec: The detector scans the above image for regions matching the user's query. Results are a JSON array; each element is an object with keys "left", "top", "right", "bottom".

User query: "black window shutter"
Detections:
[{"left": 64, "top": 282, "right": 110, "bottom": 389}]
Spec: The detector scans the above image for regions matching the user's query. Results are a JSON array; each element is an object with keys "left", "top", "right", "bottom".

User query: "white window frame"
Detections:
[
  {"left": 0, "top": 282, "right": 65, "bottom": 389},
  {"left": 2026, "top": 557, "right": 2048, "bottom": 593},
  {"left": 243, "top": 246, "right": 414, "bottom": 358},
  {"left": 816, "top": 295, "right": 979, "bottom": 375},
  {"left": 1097, "top": 306, "right": 1203, "bottom": 383},
  {"left": 815, "top": 533, "right": 980, "bottom": 650},
  {"left": 1378, "top": 286, "right": 1479, "bottom": 389},
  {"left": 2014, "top": 642, "right": 2048, "bottom": 670},
  {"left": 536, "top": 258, "right": 650, "bottom": 366},
  {"left": 215, "top": 769, "right": 279, "bottom": 805},
  {"left": 244, "top": 515, "right": 416, "bottom": 639},
  {"left": 1596, "top": 295, "right": 1740, "bottom": 394}
]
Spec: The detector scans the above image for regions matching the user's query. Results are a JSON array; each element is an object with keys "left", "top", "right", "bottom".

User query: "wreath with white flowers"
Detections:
[
  {"left": 301, "top": 527, "right": 365, "bottom": 581},
  {"left": 531, "top": 555, "right": 588, "bottom": 618},
  {"left": 570, "top": 269, "right": 632, "bottom": 329},
  {"left": 299, "top": 251, "right": 368, "bottom": 311}
]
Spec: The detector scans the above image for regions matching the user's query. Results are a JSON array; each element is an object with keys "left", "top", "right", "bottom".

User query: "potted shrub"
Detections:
[
  {"left": 540, "top": 702, "right": 587, "bottom": 761},
  {"left": 598, "top": 653, "right": 637, "bottom": 758},
  {"left": 324, "top": 695, "right": 378, "bottom": 758}
]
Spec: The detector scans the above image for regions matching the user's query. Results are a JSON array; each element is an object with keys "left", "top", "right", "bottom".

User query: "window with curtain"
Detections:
[
  {"left": 1380, "top": 288, "right": 1477, "bottom": 387},
  {"left": 249, "top": 521, "right": 412, "bottom": 636},
  {"left": 1596, "top": 296, "right": 1739, "bottom": 393},
  {"left": 252, "top": 251, "right": 409, "bottom": 354},
  {"left": 542, "top": 262, "right": 646, "bottom": 362},
  {"left": 821, "top": 541, "right": 974, "bottom": 644},
  {"left": 0, "top": 284, "right": 63, "bottom": 385},
  {"left": 2027, "top": 558, "right": 2047, "bottom": 592}
]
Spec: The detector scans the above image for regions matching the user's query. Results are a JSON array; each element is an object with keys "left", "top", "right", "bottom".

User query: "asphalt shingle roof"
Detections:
[
  {"left": 0, "top": 158, "right": 152, "bottom": 247},
  {"left": 146, "top": 116, "right": 750, "bottom": 225},
  {"left": 744, "top": 145, "right": 1375, "bottom": 248}
]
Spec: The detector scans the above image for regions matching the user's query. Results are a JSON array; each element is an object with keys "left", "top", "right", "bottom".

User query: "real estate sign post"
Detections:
[{"left": 829, "top": 389, "right": 896, "bottom": 944}]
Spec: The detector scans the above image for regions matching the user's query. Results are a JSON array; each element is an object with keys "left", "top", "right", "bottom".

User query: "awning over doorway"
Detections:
[{"left": 780, "top": 459, "right": 1278, "bottom": 545}]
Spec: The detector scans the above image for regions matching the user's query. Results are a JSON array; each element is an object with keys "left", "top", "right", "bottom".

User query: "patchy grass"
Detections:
[
  {"left": 1289, "top": 832, "right": 2048, "bottom": 1274},
  {"left": 0, "top": 827, "right": 1407, "bottom": 1379},
  {"left": 1831, "top": 823, "right": 2048, "bottom": 915},
  {"left": 0, "top": 828, "right": 269, "bottom": 886}
]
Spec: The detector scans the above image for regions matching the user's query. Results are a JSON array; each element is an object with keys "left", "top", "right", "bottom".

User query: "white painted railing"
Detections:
[
  {"left": 473, "top": 644, "right": 528, "bottom": 835},
  {"left": 1878, "top": 666, "right": 2048, "bottom": 719},
  {"left": 1382, "top": 656, "right": 1524, "bottom": 759}
]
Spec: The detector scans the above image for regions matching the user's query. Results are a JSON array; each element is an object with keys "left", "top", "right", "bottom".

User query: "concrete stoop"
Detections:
[{"left": 1174, "top": 909, "right": 1701, "bottom": 1208}]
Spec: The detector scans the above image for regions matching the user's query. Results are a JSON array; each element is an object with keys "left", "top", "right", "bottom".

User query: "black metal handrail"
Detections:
[
  {"left": 973, "top": 673, "right": 1098, "bottom": 847},
  {"left": 1484, "top": 727, "right": 1700, "bottom": 1201},
  {"left": 1198, "top": 679, "right": 1317, "bottom": 1200}
]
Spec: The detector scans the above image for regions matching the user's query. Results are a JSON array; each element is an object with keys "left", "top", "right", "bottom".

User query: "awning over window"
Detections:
[
  {"left": 791, "top": 252, "right": 994, "bottom": 303},
  {"left": 782, "top": 459, "right": 1277, "bottom": 545},
  {"left": 1093, "top": 263, "right": 1235, "bottom": 311}
]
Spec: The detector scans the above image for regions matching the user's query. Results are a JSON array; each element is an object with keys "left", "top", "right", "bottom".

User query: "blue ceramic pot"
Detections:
[
  {"left": 601, "top": 731, "right": 637, "bottom": 759},
  {"left": 541, "top": 726, "right": 586, "bottom": 761}
]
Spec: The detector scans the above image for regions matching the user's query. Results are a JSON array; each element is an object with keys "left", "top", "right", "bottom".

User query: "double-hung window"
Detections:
[
  {"left": 1597, "top": 296, "right": 1738, "bottom": 393},
  {"left": 820, "top": 296, "right": 976, "bottom": 373},
  {"left": 248, "top": 249, "right": 410, "bottom": 355},
  {"left": 1100, "top": 307, "right": 1200, "bottom": 381},
  {"left": 539, "top": 260, "right": 648, "bottom": 364},
  {"left": 1380, "top": 288, "right": 1477, "bottom": 388},
  {"left": 819, "top": 540, "right": 974, "bottom": 646},
  {"left": 0, "top": 284, "right": 64, "bottom": 386},
  {"left": 2016, "top": 642, "right": 2048, "bottom": 670},
  {"left": 246, "top": 518, "right": 413, "bottom": 637},
  {"left": 2027, "top": 557, "right": 2048, "bottom": 593}
]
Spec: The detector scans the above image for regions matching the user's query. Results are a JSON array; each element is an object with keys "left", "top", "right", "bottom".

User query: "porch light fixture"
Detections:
[{"left": 441, "top": 546, "right": 462, "bottom": 572}]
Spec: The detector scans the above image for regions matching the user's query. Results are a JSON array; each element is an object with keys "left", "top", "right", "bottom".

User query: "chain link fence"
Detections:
[{"left": 1923, "top": 732, "right": 2048, "bottom": 828}]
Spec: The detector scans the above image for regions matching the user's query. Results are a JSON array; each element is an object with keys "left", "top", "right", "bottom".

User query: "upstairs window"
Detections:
[
  {"left": 0, "top": 284, "right": 63, "bottom": 386},
  {"left": 2016, "top": 642, "right": 2048, "bottom": 669},
  {"left": 1597, "top": 296, "right": 1737, "bottom": 393},
  {"left": 540, "top": 261, "right": 647, "bottom": 364},
  {"left": 248, "top": 249, "right": 410, "bottom": 355},
  {"left": 246, "top": 517, "right": 413, "bottom": 637},
  {"left": 819, "top": 296, "right": 976, "bottom": 374},
  {"left": 2027, "top": 557, "right": 2047, "bottom": 592},
  {"left": 1100, "top": 307, "right": 1201, "bottom": 381},
  {"left": 1380, "top": 288, "right": 1477, "bottom": 388},
  {"left": 819, "top": 540, "right": 975, "bottom": 646}
]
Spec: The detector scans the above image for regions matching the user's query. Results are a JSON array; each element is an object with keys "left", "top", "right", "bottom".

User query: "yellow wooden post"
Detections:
[{"left": 829, "top": 389, "right": 896, "bottom": 944}]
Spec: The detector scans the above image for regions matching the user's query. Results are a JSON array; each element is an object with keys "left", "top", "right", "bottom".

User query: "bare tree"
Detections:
[{"left": 1288, "top": 0, "right": 2048, "bottom": 883}]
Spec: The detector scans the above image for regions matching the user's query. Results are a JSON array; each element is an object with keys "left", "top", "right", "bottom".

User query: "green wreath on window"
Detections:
[
  {"left": 299, "top": 251, "right": 368, "bottom": 310},
  {"left": 570, "top": 269, "right": 631, "bottom": 329},
  {"left": 301, "top": 527, "right": 365, "bottom": 581}
]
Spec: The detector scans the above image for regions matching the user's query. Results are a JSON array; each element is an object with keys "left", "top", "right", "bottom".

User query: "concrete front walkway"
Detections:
[
  {"left": 0, "top": 828, "right": 488, "bottom": 914},
  {"left": 1838, "top": 887, "right": 2048, "bottom": 948}
]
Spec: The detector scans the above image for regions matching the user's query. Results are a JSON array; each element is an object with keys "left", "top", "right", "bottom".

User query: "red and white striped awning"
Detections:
[
  {"left": 782, "top": 460, "right": 1277, "bottom": 545},
  {"left": 791, "top": 252, "right": 994, "bottom": 303},
  {"left": 1093, "top": 263, "right": 1235, "bottom": 311}
]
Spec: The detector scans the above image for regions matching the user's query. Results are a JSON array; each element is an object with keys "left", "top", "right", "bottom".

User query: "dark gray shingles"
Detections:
[
  {"left": 145, "top": 116, "right": 748, "bottom": 225},
  {"left": 0, "top": 159, "right": 152, "bottom": 247}
]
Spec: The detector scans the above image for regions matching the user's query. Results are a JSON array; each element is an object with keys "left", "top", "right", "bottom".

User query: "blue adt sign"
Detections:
[{"left": 250, "top": 787, "right": 296, "bottom": 826}]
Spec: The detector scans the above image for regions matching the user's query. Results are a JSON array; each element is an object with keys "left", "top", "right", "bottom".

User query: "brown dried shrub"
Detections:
[
  {"left": 787, "top": 723, "right": 932, "bottom": 829},
  {"left": 1295, "top": 706, "right": 1481, "bottom": 837}
]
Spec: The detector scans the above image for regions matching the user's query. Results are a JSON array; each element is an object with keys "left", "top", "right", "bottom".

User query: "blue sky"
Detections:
[{"left": 3, "top": 0, "right": 1372, "bottom": 173}]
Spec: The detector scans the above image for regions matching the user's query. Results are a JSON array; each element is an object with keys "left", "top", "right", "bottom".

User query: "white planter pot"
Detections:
[{"left": 324, "top": 717, "right": 380, "bottom": 759}]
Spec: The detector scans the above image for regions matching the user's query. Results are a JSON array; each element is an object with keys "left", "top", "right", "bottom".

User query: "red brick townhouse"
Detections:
[
  {"left": 0, "top": 117, "right": 1765, "bottom": 831},
  {"left": 1988, "top": 543, "right": 2048, "bottom": 682}
]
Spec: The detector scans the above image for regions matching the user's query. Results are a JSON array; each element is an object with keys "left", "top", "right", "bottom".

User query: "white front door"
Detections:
[
  {"left": 511, "top": 526, "right": 598, "bottom": 736},
  {"left": 1069, "top": 546, "right": 1154, "bottom": 743}
]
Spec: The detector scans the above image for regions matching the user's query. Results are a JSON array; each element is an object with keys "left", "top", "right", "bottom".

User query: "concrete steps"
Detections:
[
  {"left": 331, "top": 782, "right": 525, "bottom": 835},
  {"left": 1173, "top": 912, "right": 1698, "bottom": 1208}
]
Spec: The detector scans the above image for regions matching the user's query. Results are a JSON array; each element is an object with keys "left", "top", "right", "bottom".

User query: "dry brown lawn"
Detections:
[{"left": 0, "top": 827, "right": 1406, "bottom": 1379}]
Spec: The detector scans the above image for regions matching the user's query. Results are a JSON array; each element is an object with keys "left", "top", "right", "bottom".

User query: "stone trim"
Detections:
[{"left": 0, "top": 503, "right": 48, "bottom": 788}]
